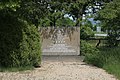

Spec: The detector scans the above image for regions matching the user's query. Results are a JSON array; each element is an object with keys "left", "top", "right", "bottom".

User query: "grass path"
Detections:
[{"left": 0, "top": 56, "right": 117, "bottom": 80}]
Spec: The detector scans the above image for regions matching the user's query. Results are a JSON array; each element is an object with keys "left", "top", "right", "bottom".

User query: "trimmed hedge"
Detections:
[{"left": 0, "top": 14, "right": 41, "bottom": 67}]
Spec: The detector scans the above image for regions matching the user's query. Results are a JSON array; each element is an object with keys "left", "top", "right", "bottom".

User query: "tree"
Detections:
[
  {"left": 57, "top": 17, "right": 75, "bottom": 27},
  {"left": 82, "top": 17, "right": 93, "bottom": 29},
  {"left": 67, "top": 0, "right": 103, "bottom": 26},
  {"left": 98, "top": 0, "right": 120, "bottom": 46},
  {"left": 0, "top": 0, "right": 49, "bottom": 27},
  {"left": 80, "top": 25, "right": 94, "bottom": 40},
  {"left": 0, "top": 0, "right": 48, "bottom": 68},
  {"left": 46, "top": 1, "right": 68, "bottom": 27},
  {"left": 68, "top": 0, "right": 88, "bottom": 26}
]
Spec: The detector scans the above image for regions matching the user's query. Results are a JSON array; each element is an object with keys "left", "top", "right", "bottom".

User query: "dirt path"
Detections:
[{"left": 0, "top": 56, "right": 117, "bottom": 80}]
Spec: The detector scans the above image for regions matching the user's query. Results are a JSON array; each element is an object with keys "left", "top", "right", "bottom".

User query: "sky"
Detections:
[{"left": 64, "top": 14, "right": 73, "bottom": 20}]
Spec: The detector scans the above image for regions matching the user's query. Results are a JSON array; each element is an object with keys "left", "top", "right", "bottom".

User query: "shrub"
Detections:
[
  {"left": 80, "top": 40, "right": 99, "bottom": 56},
  {"left": 80, "top": 26, "right": 94, "bottom": 40},
  {"left": 84, "top": 52, "right": 104, "bottom": 67},
  {"left": 80, "top": 40, "right": 104, "bottom": 67},
  {"left": 0, "top": 14, "right": 41, "bottom": 67}
]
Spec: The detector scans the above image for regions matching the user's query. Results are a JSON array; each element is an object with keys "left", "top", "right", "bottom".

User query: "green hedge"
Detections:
[{"left": 0, "top": 14, "right": 41, "bottom": 67}]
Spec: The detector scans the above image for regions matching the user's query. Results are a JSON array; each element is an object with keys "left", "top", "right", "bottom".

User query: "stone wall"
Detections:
[{"left": 41, "top": 27, "right": 80, "bottom": 55}]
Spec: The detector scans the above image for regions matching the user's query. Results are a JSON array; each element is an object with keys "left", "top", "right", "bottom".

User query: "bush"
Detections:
[
  {"left": 80, "top": 40, "right": 99, "bottom": 56},
  {"left": 0, "top": 14, "right": 41, "bottom": 67},
  {"left": 84, "top": 52, "right": 104, "bottom": 67},
  {"left": 80, "top": 40, "right": 104, "bottom": 67},
  {"left": 80, "top": 26, "right": 94, "bottom": 40}
]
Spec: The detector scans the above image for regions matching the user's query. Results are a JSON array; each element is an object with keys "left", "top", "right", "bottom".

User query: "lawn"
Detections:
[{"left": 100, "top": 47, "right": 120, "bottom": 79}]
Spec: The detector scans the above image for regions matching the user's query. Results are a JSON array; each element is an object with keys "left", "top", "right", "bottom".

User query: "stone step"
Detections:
[{"left": 42, "top": 52, "right": 79, "bottom": 55}]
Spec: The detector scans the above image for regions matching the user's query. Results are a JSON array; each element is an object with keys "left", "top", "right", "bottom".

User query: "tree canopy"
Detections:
[
  {"left": 97, "top": 0, "right": 120, "bottom": 46},
  {"left": 0, "top": 0, "right": 49, "bottom": 27}
]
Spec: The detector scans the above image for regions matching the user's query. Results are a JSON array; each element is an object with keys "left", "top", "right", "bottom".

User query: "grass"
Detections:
[
  {"left": 0, "top": 66, "right": 34, "bottom": 72},
  {"left": 84, "top": 40, "right": 120, "bottom": 80},
  {"left": 87, "top": 40, "right": 107, "bottom": 47},
  {"left": 103, "top": 63, "right": 120, "bottom": 79},
  {"left": 101, "top": 47, "right": 120, "bottom": 79}
]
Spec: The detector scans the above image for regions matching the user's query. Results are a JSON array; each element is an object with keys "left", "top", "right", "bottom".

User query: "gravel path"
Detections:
[{"left": 0, "top": 56, "right": 117, "bottom": 80}]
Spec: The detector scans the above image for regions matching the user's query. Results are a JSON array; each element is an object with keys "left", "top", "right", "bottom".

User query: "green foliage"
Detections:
[
  {"left": 39, "top": 0, "right": 96, "bottom": 27},
  {"left": 98, "top": 0, "right": 120, "bottom": 46},
  {"left": 57, "top": 17, "right": 75, "bottom": 27},
  {"left": 84, "top": 53, "right": 104, "bottom": 68},
  {"left": 106, "top": 32, "right": 120, "bottom": 47},
  {"left": 39, "top": 15, "right": 75, "bottom": 27},
  {"left": 80, "top": 40, "right": 99, "bottom": 56},
  {"left": 18, "top": 0, "right": 49, "bottom": 27},
  {"left": 103, "top": 62, "right": 120, "bottom": 79},
  {"left": 100, "top": 47, "right": 120, "bottom": 79},
  {"left": 40, "top": 18, "right": 51, "bottom": 27},
  {"left": 98, "top": 0, "right": 120, "bottom": 19},
  {"left": 84, "top": 40, "right": 120, "bottom": 79},
  {"left": 68, "top": 1, "right": 85, "bottom": 26},
  {"left": 80, "top": 26, "right": 94, "bottom": 40},
  {"left": 84, "top": 20, "right": 93, "bottom": 29},
  {"left": 48, "top": 11, "right": 64, "bottom": 27},
  {"left": 0, "top": 0, "right": 47, "bottom": 69},
  {"left": 0, "top": 14, "right": 41, "bottom": 67},
  {"left": 0, "top": 0, "right": 49, "bottom": 27},
  {"left": 0, "top": 0, "right": 20, "bottom": 10},
  {"left": 80, "top": 40, "right": 102, "bottom": 67},
  {"left": 45, "top": 1, "right": 66, "bottom": 27}
]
